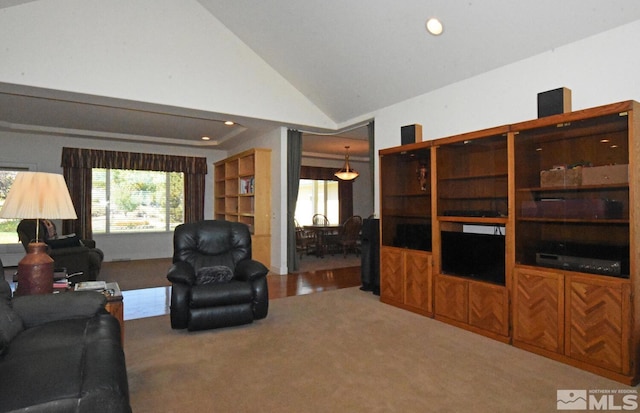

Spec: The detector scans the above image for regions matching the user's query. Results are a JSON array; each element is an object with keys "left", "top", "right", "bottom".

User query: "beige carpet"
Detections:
[{"left": 124, "top": 287, "right": 631, "bottom": 413}]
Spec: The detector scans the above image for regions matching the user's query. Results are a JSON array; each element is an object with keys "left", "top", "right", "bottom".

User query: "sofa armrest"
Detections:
[
  {"left": 81, "top": 239, "right": 97, "bottom": 248},
  {"left": 234, "top": 259, "right": 269, "bottom": 282},
  {"left": 167, "top": 261, "right": 196, "bottom": 285},
  {"left": 13, "top": 291, "right": 107, "bottom": 328},
  {"left": 48, "top": 245, "right": 91, "bottom": 258}
]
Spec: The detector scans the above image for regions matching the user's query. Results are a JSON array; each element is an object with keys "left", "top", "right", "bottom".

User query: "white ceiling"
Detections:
[
  {"left": 200, "top": 0, "right": 640, "bottom": 123},
  {"left": 2, "top": 0, "right": 640, "bottom": 158}
]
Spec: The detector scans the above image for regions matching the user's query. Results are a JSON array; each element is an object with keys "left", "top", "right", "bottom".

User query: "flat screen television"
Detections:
[{"left": 440, "top": 230, "right": 505, "bottom": 285}]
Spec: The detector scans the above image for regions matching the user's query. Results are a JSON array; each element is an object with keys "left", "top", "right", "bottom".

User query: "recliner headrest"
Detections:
[{"left": 172, "top": 220, "right": 252, "bottom": 270}]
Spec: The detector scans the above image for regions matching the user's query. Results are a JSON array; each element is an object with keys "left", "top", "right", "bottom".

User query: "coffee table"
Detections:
[{"left": 103, "top": 282, "right": 124, "bottom": 344}]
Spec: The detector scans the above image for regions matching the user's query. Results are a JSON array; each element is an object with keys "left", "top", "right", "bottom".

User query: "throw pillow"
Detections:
[
  {"left": 195, "top": 266, "right": 234, "bottom": 285},
  {"left": 45, "top": 234, "right": 82, "bottom": 249},
  {"left": 0, "top": 280, "right": 23, "bottom": 354}
]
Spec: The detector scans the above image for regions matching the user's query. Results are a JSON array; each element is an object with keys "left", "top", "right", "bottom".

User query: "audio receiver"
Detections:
[{"left": 536, "top": 252, "right": 623, "bottom": 277}]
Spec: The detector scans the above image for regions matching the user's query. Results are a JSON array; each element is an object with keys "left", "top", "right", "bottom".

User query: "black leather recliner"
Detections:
[
  {"left": 166, "top": 220, "right": 269, "bottom": 331},
  {"left": 17, "top": 219, "right": 104, "bottom": 283}
]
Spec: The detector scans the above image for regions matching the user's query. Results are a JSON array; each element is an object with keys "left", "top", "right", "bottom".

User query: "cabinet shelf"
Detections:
[
  {"left": 379, "top": 145, "right": 432, "bottom": 251},
  {"left": 439, "top": 196, "right": 508, "bottom": 201},
  {"left": 517, "top": 217, "right": 628, "bottom": 224},
  {"left": 518, "top": 184, "right": 628, "bottom": 192},
  {"left": 383, "top": 213, "right": 432, "bottom": 219},
  {"left": 439, "top": 172, "right": 508, "bottom": 181},
  {"left": 436, "top": 131, "right": 508, "bottom": 219},
  {"left": 438, "top": 216, "right": 508, "bottom": 225},
  {"left": 383, "top": 193, "right": 431, "bottom": 198}
]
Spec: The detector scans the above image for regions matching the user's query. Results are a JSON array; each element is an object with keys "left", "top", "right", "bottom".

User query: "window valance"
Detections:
[
  {"left": 61, "top": 147, "right": 207, "bottom": 175},
  {"left": 300, "top": 166, "right": 338, "bottom": 181}
]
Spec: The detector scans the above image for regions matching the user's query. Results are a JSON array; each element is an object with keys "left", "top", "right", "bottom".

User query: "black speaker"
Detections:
[
  {"left": 538, "top": 87, "right": 571, "bottom": 118},
  {"left": 360, "top": 218, "right": 380, "bottom": 295},
  {"left": 401, "top": 124, "right": 422, "bottom": 145}
]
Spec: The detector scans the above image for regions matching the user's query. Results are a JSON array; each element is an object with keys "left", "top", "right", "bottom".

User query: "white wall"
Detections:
[
  {"left": 0, "top": 130, "right": 227, "bottom": 266},
  {"left": 371, "top": 20, "right": 640, "bottom": 214},
  {"left": 0, "top": 0, "right": 336, "bottom": 130}
]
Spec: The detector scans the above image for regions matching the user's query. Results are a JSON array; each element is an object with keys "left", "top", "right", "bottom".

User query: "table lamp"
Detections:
[{"left": 0, "top": 172, "right": 77, "bottom": 295}]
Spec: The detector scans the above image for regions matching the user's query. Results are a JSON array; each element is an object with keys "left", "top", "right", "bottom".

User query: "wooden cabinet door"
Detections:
[
  {"left": 434, "top": 274, "right": 468, "bottom": 323},
  {"left": 380, "top": 246, "right": 404, "bottom": 305},
  {"left": 565, "top": 275, "right": 631, "bottom": 374},
  {"left": 405, "top": 251, "right": 432, "bottom": 314},
  {"left": 512, "top": 267, "right": 564, "bottom": 353},
  {"left": 468, "top": 280, "right": 509, "bottom": 337}
]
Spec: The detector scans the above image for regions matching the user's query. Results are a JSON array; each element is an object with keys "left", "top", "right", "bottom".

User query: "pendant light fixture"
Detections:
[{"left": 334, "top": 146, "right": 359, "bottom": 181}]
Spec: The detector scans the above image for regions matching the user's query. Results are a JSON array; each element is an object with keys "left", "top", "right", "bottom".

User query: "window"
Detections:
[
  {"left": 295, "top": 179, "right": 339, "bottom": 225},
  {"left": 0, "top": 169, "right": 26, "bottom": 245},
  {"left": 92, "top": 169, "right": 184, "bottom": 233}
]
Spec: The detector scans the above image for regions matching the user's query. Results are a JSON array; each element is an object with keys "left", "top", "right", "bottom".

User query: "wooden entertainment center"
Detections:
[{"left": 379, "top": 100, "right": 639, "bottom": 384}]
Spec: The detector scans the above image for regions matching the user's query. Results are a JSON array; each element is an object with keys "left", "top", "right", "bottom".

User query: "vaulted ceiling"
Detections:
[{"left": 2, "top": 0, "right": 640, "bottom": 157}]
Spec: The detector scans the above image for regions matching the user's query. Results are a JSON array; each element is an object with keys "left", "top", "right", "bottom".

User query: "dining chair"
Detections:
[
  {"left": 329, "top": 215, "right": 363, "bottom": 257},
  {"left": 312, "top": 214, "right": 330, "bottom": 226},
  {"left": 295, "top": 219, "right": 316, "bottom": 258}
]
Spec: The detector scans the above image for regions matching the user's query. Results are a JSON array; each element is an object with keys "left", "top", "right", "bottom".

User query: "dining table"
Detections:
[{"left": 303, "top": 224, "right": 342, "bottom": 258}]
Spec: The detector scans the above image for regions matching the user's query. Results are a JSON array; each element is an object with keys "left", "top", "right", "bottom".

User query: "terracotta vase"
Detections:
[{"left": 16, "top": 242, "right": 54, "bottom": 295}]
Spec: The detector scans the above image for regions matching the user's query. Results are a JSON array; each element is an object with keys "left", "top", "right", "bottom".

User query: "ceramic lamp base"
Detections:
[{"left": 16, "top": 242, "right": 54, "bottom": 295}]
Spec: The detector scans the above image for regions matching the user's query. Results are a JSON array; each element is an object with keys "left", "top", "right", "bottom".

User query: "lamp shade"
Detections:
[{"left": 0, "top": 172, "right": 77, "bottom": 220}]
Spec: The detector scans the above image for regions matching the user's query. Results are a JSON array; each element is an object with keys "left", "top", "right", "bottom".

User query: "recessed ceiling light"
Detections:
[
  {"left": 426, "top": 18, "right": 443, "bottom": 36},
  {"left": 224, "top": 121, "right": 235, "bottom": 126},
  {"left": 201, "top": 136, "right": 210, "bottom": 141}
]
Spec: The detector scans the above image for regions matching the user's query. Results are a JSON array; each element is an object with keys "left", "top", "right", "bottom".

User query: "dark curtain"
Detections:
[
  {"left": 338, "top": 181, "right": 353, "bottom": 224},
  {"left": 60, "top": 147, "right": 207, "bottom": 238},
  {"left": 62, "top": 166, "right": 93, "bottom": 239},
  {"left": 368, "top": 120, "right": 375, "bottom": 216},
  {"left": 287, "top": 130, "right": 302, "bottom": 271},
  {"left": 183, "top": 173, "right": 206, "bottom": 224}
]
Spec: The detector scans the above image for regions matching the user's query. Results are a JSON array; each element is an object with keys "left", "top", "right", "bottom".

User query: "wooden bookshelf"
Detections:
[{"left": 214, "top": 148, "right": 271, "bottom": 267}]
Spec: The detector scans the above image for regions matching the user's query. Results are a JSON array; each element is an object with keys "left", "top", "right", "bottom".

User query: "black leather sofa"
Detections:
[
  {"left": 167, "top": 220, "right": 269, "bottom": 331},
  {"left": 0, "top": 273, "right": 131, "bottom": 413}
]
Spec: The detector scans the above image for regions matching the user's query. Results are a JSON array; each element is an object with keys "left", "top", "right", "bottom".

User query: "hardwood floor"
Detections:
[
  {"left": 121, "top": 265, "right": 364, "bottom": 320},
  {"left": 267, "top": 265, "right": 362, "bottom": 299}
]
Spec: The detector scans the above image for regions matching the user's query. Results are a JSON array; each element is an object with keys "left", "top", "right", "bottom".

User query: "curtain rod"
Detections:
[{"left": 293, "top": 120, "right": 372, "bottom": 136}]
